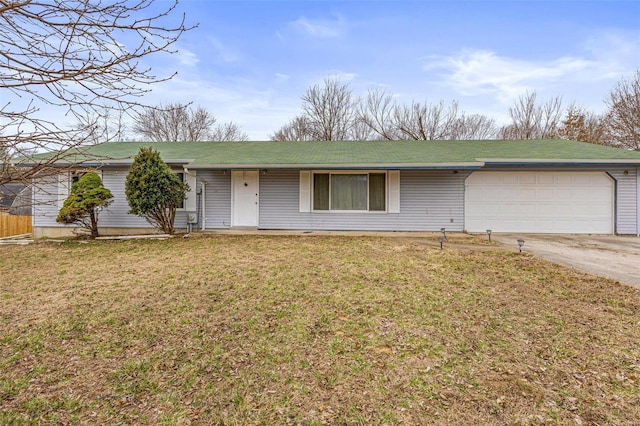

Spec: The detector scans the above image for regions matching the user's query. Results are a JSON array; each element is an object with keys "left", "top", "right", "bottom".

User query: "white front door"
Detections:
[{"left": 232, "top": 170, "right": 259, "bottom": 227}]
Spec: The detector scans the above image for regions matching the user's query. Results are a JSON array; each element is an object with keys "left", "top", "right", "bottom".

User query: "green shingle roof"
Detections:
[{"left": 29, "top": 139, "right": 640, "bottom": 169}]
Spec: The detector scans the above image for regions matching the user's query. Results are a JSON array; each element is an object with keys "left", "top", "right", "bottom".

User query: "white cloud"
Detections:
[
  {"left": 208, "top": 37, "right": 239, "bottom": 63},
  {"left": 175, "top": 48, "right": 199, "bottom": 67},
  {"left": 289, "top": 14, "right": 346, "bottom": 38},
  {"left": 582, "top": 30, "right": 640, "bottom": 77},
  {"left": 425, "top": 49, "right": 594, "bottom": 103},
  {"left": 424, "top": 31, "right": 640, "bottom": 106}
]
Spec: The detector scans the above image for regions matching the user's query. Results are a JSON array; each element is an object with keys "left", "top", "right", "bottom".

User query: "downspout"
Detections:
[{"left": 201, "top": 180, "right": 206, "bottom": 231}]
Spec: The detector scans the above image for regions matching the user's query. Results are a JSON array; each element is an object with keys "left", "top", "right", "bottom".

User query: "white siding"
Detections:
[{"left": 259, "top": 170, "right": 468, "bottom": 231}]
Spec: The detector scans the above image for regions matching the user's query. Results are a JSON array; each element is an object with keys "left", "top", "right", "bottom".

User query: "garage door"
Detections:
[{"left": 465, "top": 172, "right": 613, "bottom": 234}]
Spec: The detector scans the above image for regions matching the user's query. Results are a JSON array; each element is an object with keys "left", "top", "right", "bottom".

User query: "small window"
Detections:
[
  {"left": 71, "top": 172, "right": 85, "bottom": 185},
  {"left": 175, "top": 172, "right": 185, "bottom": 209},
  {"left": 312, "top": 172, "right": 386, "bottom": 212}
]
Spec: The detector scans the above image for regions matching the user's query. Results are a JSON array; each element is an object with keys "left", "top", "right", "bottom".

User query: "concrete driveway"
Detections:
[{"left": 490, "top": 234, "right": 640, "bottom": 287}]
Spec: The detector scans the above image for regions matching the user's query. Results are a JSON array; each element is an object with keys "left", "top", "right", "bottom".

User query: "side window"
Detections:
[
  {"left": 175, "top": 172, "right": 185, "bottom": 209},
  {"left": 58, "top": 171, "right": 87, "bottom": 208}
]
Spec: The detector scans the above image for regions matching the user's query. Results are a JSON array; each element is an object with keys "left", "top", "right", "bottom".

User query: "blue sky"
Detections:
[{"left": 145, "top": 0, "right": 640, "bottom": 140}]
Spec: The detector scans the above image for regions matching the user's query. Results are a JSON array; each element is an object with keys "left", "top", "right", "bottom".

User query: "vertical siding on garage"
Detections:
[
  {"left": 258, "top": 170, "right": 469, "bottom": 231},
  {"left": 199, "top": 170, "right": 231, "bottom": 228},
  {"left": 608, "top": 168, "right": 638, "bottom": 235}
]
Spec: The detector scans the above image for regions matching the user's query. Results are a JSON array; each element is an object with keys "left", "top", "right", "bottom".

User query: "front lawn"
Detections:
[{"left": 1, "top": 235, "right": 638, "bottom": 425}]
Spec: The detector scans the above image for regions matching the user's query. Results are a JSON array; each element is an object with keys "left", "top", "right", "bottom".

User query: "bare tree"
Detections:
[
  {"left": 274, "top": 77, "right": 497, "bottom": 142},
  {"left": 360, "top": 89, "right": 496, "bottom": 140},
  {"left": 74, "top": 104, "right": 130, "bottom": 145},
  {"left": 209, "top": 122, "right": 249, "bottom": 142},
  {"left": 0, "top": 0, "right": 191, "bottom": 186},
  {"left": 133, "top": 102, "right": 248, "bottom": 141},
  {"left": 393, "top": 100, "right": 461, "bottom": 140},
  {"left": 604, "top": 70, "right": 640, "bottom": 150},
  {"left": 301, "top": 77, "right": 359, "bottom": 141},
  {"left": 271, "top": 116, "right": 316, "bottom": 141},
  {"left": 360, "top": 89, "right": 402, "bottom": 140},
  {"left": 450, "top": 114, "right": 498, "bottom": 140},
  {"left": 499, "top": 92, "right": 563, "bottom": 139},
  {"left": 557, "top": 105, "right": 607, "bottom": 145}
]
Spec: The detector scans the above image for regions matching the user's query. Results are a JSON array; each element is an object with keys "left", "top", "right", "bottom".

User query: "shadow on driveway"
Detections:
[{"left": 490, "top": 234, "right": 640, "bottom": 288}]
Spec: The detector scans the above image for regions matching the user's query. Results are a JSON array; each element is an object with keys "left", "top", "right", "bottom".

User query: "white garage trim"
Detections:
[{"left": 465, "top": 171, "right": 614, "bottom": 234}]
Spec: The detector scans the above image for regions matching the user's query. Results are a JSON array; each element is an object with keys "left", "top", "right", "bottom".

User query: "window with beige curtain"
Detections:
[{"left": 313, "top": 172, "right": 386, "bottom": 211}]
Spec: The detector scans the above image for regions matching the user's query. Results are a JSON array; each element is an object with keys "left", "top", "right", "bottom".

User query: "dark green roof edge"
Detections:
[{"left": 23, "top": 139, "right": 640, "bottom": 168}]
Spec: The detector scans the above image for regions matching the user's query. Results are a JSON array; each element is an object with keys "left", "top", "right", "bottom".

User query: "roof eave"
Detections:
[
  {"left": 23, "top": 158, "right": 196, "bottom": 167},
  {"left": 478, "top": 158, "right": 640, "bottom": 166},
  {"left": 187, "top": 162, "right": 486, "bottom": 170}
]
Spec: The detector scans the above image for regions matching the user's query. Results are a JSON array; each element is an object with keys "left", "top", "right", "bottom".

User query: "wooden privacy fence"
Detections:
[{"left": 0, "top": 212, "right": 33, "bottom": 238}]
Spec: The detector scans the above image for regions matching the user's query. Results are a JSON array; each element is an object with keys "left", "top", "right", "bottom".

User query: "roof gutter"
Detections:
[
  {"left": 20, "top": 158, "right": 196, "bottom": 167},
  {"left": 478, "top": 158, "right": 640, "bottom": 166},
  {"left": 186, "top": 162, "right": 486, "bottom": 170}
]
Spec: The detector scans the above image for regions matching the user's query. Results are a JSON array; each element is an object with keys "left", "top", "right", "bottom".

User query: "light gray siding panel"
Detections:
[
  {"left": 99, "top": 168, "right": 195, "bottom": 229},
  {"left": 259, "top": 170, "right": 468, "bottom": 231},
  {"left": 608, "top": 168, "right": 638, "bottom": 235},
  {"left": 34, "top": 168, "right": 195, "bottom": 231},
  {"left": 200, "top": 171, "right": 231, "bottom": 229},
  {"left": 32, "top": 176, "right": 59, "bottom": 226},
  {"left": 98, "top": 168, "right": 151, "bottom": 228}
]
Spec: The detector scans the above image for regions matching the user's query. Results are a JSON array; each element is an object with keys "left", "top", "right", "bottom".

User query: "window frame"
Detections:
[
  {"left": 58, "top": 169, "right": 95, "bottom": 209},
  {"left": 311, "top": 170, "right": 388, "bottom": 213},
  {"left": 172, "top": 169, "right": 197, "bottom": 212}
]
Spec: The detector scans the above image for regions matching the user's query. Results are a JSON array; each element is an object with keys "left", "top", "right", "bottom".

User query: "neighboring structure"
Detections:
[
  {"left": 0, "top": 184, "right": 31, "bottom": 215},
  {"left": 28, "top": 139, "right": 640, "bottom": 237}
]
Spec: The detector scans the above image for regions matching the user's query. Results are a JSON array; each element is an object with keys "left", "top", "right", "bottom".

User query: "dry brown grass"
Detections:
[{"left": 0, "top": 234, "right": 638, "bottom": 425}]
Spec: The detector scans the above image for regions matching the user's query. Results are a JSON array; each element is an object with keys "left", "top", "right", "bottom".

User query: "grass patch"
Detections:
[{"left": 1, "top": 234, "right": 639, "bottom": 424}]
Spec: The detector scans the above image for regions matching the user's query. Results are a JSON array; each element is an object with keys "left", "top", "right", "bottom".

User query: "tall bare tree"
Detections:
[
  {"left": 1, "top": 0, "right": 191, "bottom": 186},
  {"left": 133, "top": 102, "right": 248, "bottom": 142},
  {"left": 499, "top": 92, "right": 563, "bottom": 139},
  {"left": 300, "top": 77, "right": 359, "bottom": 141},
  {"left": 604, "top": 70, "right": 640, "bottom": 150},
  {"left": 360, "top": 89, "right": 400, "bottom": 140}
]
